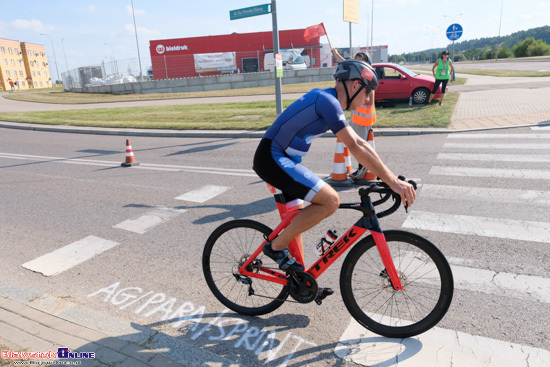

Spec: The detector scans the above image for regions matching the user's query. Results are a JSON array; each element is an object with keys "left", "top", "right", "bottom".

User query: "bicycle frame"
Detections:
[{"left": 238, "top": 184, "right": 403, "bottom": 290}]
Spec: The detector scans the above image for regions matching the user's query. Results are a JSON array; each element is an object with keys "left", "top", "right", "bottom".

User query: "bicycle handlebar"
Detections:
[{"left": 358, "top": 176, "right": 417, "bottom": 219}]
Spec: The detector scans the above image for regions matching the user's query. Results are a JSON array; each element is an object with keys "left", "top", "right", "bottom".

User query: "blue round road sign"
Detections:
[{"left": 446, "top": 23, "right": 463, "bottom": 41}]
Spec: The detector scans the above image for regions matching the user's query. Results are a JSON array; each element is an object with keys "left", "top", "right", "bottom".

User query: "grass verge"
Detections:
[
  {"left": 0, "top": 92, "right": 457, "bottom": 130},
  {"left": 2, "top": 82, "right": 336, "bottom": 104}
]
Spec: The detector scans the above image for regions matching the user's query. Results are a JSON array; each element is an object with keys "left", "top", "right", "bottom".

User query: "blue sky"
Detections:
[{"left": 1, "top": 1, "right": 548, "bottom": 74}]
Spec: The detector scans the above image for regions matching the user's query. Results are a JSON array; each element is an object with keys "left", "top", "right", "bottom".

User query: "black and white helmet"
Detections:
[
  {"left": 333, "top": 59, "right": 378, "bottom": 91},
  {"left": 333, "top": 59, "right": 378, "bottom": 110}
]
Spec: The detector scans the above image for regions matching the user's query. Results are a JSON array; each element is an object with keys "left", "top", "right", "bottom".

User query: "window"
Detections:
[
  {"left": 45, "top": 71, "right": 48, "bottom": 76},
  {"left": 2, "top": 58, "right": 7, "bottom": 65},
  {"left": 32, "top": 71, "right": 36, "bottom": 76},
  {"left": 42, "top": 62, "right": 46, "bottom": 67},
  {"left": 37, "top": 71, "right": 41, "bottom": 76},
  {"left": 8, "top": 48, "right": 12, "bottom": 54},
  {"left": 15, "top": 49, "right": 19, "bottom": 55},
  {"left": 17, "top": 60, "right": 21, "bottom": 66},
  {"left": 0, "top": 46, "right": 5, "bottom": 53},
  {"left": 19, "top": 71, "right": 23, "bottom": 76},
  {"left": 28, "top": 51, "right": 31, "bottom": 56},
  {"left": 6, "top": 70, "right": 10, "bottom": 76},
  {"left": 39, "top": 81, "right": 43, "bottom": 86},
  {"left": 10, "top": 59, "right": 14, "bottom": 65}
]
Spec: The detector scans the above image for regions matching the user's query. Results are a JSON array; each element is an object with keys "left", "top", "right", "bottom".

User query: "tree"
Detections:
[
  {"left": 527, "top": 39, "right": 550, "bottom": 56},
  {"left": 496, "top": 44, "right": 512, "bottom": 59},
  {"left": 513, "top": 37, "right": 535, "bottom": 57},
  {"left": 481, "top": 46, "right": 495, "bottom": 60}
]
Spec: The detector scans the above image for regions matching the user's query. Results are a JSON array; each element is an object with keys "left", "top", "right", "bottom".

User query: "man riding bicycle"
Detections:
[{"left": 253, "top": 59, "right": 416, "bottom": 274}]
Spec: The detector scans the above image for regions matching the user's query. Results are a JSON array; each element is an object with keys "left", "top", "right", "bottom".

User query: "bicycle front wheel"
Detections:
[
  {"left": 340, "top": 230, "right": 453, "bottom": 338},
  {"left": 202, "top": 219, "right": 288, "bottom": 316}
]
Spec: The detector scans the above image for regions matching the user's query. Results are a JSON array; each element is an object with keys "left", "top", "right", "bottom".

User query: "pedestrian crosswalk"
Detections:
[{"left": 343, "top": 129, "right": 550, "bottom": 367}]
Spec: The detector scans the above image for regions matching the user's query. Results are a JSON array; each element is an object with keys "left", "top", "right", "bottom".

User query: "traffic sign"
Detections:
[
  {"left": 230, "top": 4, "right": 271, "bottom": 20},
  {"left": 446, "top": 23, "right": 463, "bottom": 41}
]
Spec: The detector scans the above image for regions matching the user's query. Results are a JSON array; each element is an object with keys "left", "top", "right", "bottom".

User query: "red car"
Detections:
[{"left": 372, "top": 63, "right": 444, "bottom": 104}]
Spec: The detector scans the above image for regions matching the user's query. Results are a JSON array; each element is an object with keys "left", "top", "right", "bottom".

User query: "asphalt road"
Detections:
[{"left": 1, "top": 126, "right": 549, "bottom": 366}]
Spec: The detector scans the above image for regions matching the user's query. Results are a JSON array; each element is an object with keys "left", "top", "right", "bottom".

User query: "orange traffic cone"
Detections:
[
  {"left": 344, "top": 145, "right": 352, "bottom": 173},
  {"left": 121, "top": 139, "right": 139, "bottom": 167},
  {"left": 326, "top": 137, "right": 352, "bottom": 187},
  {"left": 363, "top": 129, "right": 377, "bottom": 180}
]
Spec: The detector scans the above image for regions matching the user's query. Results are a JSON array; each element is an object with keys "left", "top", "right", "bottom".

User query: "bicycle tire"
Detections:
[
  {"left": 202, "top": 219, "right": 288, "bottom": 316},
  {"left": 340, "top": 230, "right": 453, "bottom": 338}
]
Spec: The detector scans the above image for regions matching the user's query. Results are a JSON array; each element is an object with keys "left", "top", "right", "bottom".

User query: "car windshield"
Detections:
[
  {"left": 290, "top": 56, "right": 304, "bottom": 64},
  {"left": 393, "top": 65, "right": 418, "bottom": 77}
]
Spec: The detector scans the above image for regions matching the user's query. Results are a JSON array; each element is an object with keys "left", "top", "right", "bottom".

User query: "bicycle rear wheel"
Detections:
[
  {"left": 340, "top": 230, "right": 453, "bottom": 338},
  {"left": 202, "top": 219, "right": 288, "bottom": 316}
]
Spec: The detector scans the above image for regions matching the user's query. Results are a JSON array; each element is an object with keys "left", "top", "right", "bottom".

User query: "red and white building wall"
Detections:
[{"left": 149, "top": 28, "right": 322, "bottom": 80}]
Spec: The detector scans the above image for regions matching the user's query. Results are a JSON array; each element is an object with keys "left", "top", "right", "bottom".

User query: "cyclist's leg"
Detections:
[{"left": 271, "top": 185, "right": 339, "bottom": 251}]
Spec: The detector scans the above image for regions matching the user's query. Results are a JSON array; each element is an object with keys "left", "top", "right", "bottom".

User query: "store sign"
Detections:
[
  {"left": 156, "top": 44, "right": 189, "bottom": 55},
  {"left": 194, "top": 52, "right": 237, "bottom": 73}
]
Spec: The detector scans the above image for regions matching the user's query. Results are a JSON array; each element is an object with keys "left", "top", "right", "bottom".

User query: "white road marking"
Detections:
[
  {"left": 429, "top": 165, "right": 550, "bottom": 180},
  {"left": 448, "top": 133, "right": 550, "bottom": 139},
  {"left": 451, "top": 263, "right": 550, "bottom": 304},
  {"left": 175, "top": 185, "right": 232, "bottom": 203},
  {"left": 437, "top": 152, "right": 550, "bottom": 162},
  {"left": 403, "top": 211, "right": 550, "bottom": 244},
  {"left": 531, "top": 126, "right": 550, "bottom": 130},
  {"left": 336, "top": 318, "right": 550, "bottom": 367},
  {"left": 113, "top": 206, "right": 187, "bottom": 234},
  {"left": 21, "top": 236, "right": 119, "bottom": 276},
  {"left": 444, "top": 143, "right": 550, "bottom": 149},
  {"left": 420, "top": 184, "right": 550, "bottom": 206}
]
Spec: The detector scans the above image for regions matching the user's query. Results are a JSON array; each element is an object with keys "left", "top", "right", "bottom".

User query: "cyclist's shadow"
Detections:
[{"left": 69, "top": 313, "right": 423, "bottom": 366}]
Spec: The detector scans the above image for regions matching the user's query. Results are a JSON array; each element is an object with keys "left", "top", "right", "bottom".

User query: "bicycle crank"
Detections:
[{"left": 288, "top": 271, "right": 318, "bottom": 303}]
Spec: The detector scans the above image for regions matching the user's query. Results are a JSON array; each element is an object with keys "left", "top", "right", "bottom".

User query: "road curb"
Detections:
[{"left": 1, "top": 120, "right": 549, "bottom": 138}]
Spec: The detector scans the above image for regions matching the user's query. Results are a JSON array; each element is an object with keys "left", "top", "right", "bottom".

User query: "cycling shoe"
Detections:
[{"left": 263, "top": 242, "right": 305, "bottom": 273}]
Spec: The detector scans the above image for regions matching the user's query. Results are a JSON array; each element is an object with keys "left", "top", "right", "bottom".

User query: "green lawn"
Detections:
[{"left": 0, "top": 91, "right": 457, "bottom": 130}]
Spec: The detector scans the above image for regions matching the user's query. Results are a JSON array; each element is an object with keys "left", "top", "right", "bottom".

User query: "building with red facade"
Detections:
[{"left": 148, "top": 28, "right": 323, "bottom": 80}]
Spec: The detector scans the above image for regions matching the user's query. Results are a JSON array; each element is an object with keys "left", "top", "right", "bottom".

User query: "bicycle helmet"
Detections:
[{"left": 333, "top": 59, "right": 378, "bottom": 110}]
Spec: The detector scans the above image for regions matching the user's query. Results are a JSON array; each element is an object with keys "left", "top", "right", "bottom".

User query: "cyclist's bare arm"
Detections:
[{"left": 336, "top": 126, "right": 416, "bottom": 207}]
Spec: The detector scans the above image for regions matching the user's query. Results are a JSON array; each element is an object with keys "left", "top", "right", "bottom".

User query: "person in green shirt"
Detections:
[{"left": 427, "top": 50, "right": 454, "bottom": 106}]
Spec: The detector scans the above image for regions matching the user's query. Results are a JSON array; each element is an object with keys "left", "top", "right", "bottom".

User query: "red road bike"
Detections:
[{"left": 202, "top": 178, "right": 453, "bottom": 338}]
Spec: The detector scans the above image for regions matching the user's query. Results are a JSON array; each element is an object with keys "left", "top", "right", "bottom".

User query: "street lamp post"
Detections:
[
  {"left": 130, "top": 0, "right": 143, "bottom": 80},
  {"left": 425, "top": 26, "right": 440, "bottom": 63},
  {"left": 495, "top": 0, "right": 504, "bottom": 61},
  {"left": 61, "top": 38, "right": 69, "bottom": 72},
  {"left": 39, "top": 33, "right": 60, "bottom": 84}
]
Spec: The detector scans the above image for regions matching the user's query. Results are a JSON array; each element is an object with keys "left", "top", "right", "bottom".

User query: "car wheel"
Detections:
[{"left": 412, "top": 88, "right": 430, "bottom": 104}]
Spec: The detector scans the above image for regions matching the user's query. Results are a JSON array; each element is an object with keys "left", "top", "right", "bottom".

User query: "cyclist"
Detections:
[{"left": 253, "top": 59, "right": 416, "bottom": 273}]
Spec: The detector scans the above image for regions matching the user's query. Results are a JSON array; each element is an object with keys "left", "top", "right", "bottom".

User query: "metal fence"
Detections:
[{"left": 61, "top": 57, "right": 149, "bottom": 89}]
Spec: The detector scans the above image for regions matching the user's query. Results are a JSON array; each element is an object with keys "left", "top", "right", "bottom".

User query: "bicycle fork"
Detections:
[{"left": 345, "top": 202, "right": 404, "bottom": 291}]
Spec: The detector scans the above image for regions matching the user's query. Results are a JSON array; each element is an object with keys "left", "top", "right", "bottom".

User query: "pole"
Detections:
[
  {"left": 271, "top": 0, "right": 282, "bottom": 116},
  {"left": 131, "top": 0, "right": 143, "bottom": 80},
  {"left": 349, "top": 22, "right": 353, "bottom": 59},
  {"left": 495, "top": 0, "right": 504, "bottom": 62},
  {"left": 39, "top": 33, "right": 60, "bottom": 84},
  {"left": 61, "top": 38, "right": 69, "bottom": 72},
  {"left": 370, "top": 0, "right": 374, "bottom": 50}
]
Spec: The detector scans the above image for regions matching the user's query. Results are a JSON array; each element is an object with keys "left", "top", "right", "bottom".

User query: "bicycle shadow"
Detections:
[{"left": 80, "top": 311, "right": 423, "bottom": 367}]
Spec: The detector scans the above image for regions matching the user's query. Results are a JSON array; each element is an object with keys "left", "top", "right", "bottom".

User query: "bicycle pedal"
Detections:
[{"left": 315, "top": 287, "right": 334, "bottom": 305}]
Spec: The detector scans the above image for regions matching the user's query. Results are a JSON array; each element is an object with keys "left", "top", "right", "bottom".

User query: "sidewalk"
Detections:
[{"left": 0, "top": 281, "right": 238, "bottom": 367}]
